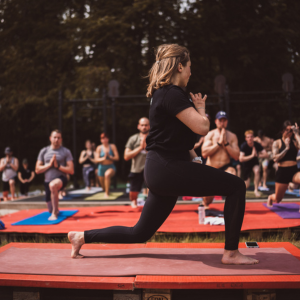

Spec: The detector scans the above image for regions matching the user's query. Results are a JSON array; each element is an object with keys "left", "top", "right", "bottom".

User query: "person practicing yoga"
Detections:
[
  {"left": 124, "top": 117, "right": 150, "bottom": 208},
  {"left": 79, "top": 140, "right": 97, "bottom": 190},
  {"left": 267, "top": 121, "right": 300, "bottom": 207},
  {"left": 36, "top": 130, "right": 74, "bottom": 220},
  {"left": 254, "top": 130, "right": 274, "bottom": 191},
  {"left": 69, "top": 44, "right": 258, "bottom": 265},
  {"left": 239, "top": 130, "right": 269, "bottom": 198},
  {"left": 95, "top": 133, "right": 119, "bottom": 197},
  {"left": 201, "top": 111, "right": 240, "bottom": 208}
]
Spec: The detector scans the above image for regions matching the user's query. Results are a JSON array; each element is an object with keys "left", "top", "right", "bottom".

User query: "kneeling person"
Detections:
[
  {"left": 36, "top": 130, "right": 74, "bottom": 220},
  {"left": 201, "top": 111, "right": 240, "bottom": 208}
]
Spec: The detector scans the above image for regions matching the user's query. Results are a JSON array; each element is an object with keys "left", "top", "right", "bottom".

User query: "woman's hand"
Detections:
[{"left": 190, "top": 92, "right": 207, "bottom": 108}]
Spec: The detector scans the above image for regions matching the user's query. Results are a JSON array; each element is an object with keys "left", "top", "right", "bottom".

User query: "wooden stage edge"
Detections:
[{"left": 0, "top": 242, "right": 300, "bottom": 290}]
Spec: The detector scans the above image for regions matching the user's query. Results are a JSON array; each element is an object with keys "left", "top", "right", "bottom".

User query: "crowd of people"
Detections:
[
  {"left": 1, "top": 115, "right": 300, "bottom": 213},
  {"left": 197, "top": 112, "right": 300, "bottom": 207}
]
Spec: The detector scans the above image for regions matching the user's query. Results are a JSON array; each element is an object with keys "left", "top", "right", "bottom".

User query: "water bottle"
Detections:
[
  {"left": 198, "top": 203, "right": 205, "bottom": 224},
  {"left": 126, "top": 183, "right": 130, "bottom": 194}
]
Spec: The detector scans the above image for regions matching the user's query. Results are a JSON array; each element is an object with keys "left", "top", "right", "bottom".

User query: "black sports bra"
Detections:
[{"left": 277, "top": 138, "right": 298, "bottom": 162}]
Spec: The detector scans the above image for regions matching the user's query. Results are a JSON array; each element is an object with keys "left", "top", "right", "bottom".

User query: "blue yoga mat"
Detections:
[
  {"left": 11, "top": 210, "right": 78, "bottom": 226},
  {"left": 285, "top": 189, "right": 300, "bottom": 197}
]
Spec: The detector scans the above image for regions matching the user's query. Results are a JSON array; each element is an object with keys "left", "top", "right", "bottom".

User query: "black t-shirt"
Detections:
[
  {"left": 146, "top": 84, "right": 197, "bottom": 159},
  {"left": 240, "top": 141, "right": 263, "bottom": 167},
  {"left": 19, "top": 167, "right": 32, "bottom": 180}
]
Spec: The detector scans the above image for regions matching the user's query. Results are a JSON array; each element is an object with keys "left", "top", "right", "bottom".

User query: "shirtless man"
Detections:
[
  {"left": 202, "top": 111, "right": 240, "bottom": 208},
  {"left": 240, "top": 130, "right": 269, "bottom": 198},
  {"left": 254, "top": 130, "right": 274, "bottom": 191}
]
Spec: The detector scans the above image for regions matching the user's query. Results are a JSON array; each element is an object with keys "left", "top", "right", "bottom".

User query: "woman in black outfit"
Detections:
[
  {"left": 267, "top": 120, "right": 300, "bottom": 207},
  {"left": 69, "top": 44, "right": 258, "bottom": 265}
]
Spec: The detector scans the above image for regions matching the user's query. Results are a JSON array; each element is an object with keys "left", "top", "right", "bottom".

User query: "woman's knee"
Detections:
[
  {"left": 232, "top": 176, "right": 246, "bottom": 194},
  {"left": 131, "top": 228, "right": 155, "bottom": 243}
]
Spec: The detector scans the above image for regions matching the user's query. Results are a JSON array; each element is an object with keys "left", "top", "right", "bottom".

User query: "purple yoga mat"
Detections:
[{"left": 263, "top": 203, "right": 300, "bottom": 219}]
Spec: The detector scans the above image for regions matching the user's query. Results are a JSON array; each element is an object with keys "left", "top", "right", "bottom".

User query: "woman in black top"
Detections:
[
  {"left": 69, "top": 44, "right": 258, "bottom": 265},
  {"left": 267, "top": 121, "right": 300, "bottom": 207}
]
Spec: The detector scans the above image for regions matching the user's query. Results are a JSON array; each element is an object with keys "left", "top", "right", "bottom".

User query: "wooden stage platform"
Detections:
[{"left": 0, "top": 242, "right": 300, "bottom": 300}]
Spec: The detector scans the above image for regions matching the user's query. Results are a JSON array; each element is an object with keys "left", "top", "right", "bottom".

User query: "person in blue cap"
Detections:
[{"left": 201, "top": 111, "right": 240, "bottom": 208}]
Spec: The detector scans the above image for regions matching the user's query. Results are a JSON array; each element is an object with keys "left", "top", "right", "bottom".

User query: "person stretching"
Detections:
[
  {"left": 239, "top": 130, "right": 268, "bottom": 198},
  {"left": 95, "top": 133, "right": 119, "bottom": 197},
  {"left": 36, "top": 130, "right": 74, "bottom": 220},
  {"left": 68, "top": 43, "right": 258, "bottom": 265},
  {"left": 201, "top": 111, "right": 240, "bottom": 208},
  {"left": 79, "top": 140, "right": 97, "bottom": 190},
  {"left": 124, "top": 117, "right": 150, "bottom": 208},
  {"left": 267, "top": 121, "right": 300, "bottom": 207}
]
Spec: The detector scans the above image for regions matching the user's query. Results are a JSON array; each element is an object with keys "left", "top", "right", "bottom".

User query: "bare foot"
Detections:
[
  {"left": 68, "top": 231, "right": 85, "bottom": 258},
  {"left": 222, "top": 249, "right": 259, "bottom": 265},
  {"left": 48, "top": 214, "right": 58, "bottom": 221},
  {"left": 254, "top": 191, "right": 261, "bottom": 198},
  {"left": 267, "top": 196, "right": 273, "bottom": 207},
  {"left": 131, "top": 200, "right": 137, "bottom": 208}
]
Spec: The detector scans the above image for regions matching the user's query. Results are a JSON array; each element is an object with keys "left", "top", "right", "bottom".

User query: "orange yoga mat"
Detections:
[{"left": 1, "top": 202, "right": 300, "bottom": 234}]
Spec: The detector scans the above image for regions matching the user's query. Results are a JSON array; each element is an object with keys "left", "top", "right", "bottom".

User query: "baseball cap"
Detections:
[
  {"left": 4, "top": 147, "right": 12, "bottom": 154},
  {"left": 215, "top": 111, "right": 228, "bottom": 120}
]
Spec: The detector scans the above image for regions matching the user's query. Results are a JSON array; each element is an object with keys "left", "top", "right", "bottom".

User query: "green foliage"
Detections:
[{"left": 0, "top": 0, "right": 299, "bottom": 180}]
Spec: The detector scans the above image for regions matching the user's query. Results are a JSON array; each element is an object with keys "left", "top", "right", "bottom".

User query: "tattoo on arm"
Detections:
[{"left": 273, "top": 141, "right": 287, "bottom": 162}]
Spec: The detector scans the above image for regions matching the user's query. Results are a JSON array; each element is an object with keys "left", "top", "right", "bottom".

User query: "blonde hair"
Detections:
[
  {"left": 146, "top": 44, "right": 190, "bottom": 98},
  {"left": 244, "top": 130, "right": 254, "bottom": 137}
]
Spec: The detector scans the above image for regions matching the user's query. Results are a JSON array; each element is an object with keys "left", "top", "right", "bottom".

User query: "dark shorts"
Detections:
[
  {"left": 219, "top": 162, "right": 234, "bottom": 172},
  {"left": 44, "top": 175, "right": 68, "bottom": 202},
  {"left": 275, "top": 165, "right": 299, "bottom": 184},
  {"left": 128, "top": 171, "right": 145, "bottom": 192},
  {"left": 2, "top": 176, "right": 17, "bottom": 192},
  {"left": 242, "top": 162, "right": 258, "bottom": 181}
]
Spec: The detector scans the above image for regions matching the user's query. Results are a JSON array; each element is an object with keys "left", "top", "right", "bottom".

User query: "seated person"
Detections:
[{"left": 18, "top": 159, "right": 35, "bottom": 196}]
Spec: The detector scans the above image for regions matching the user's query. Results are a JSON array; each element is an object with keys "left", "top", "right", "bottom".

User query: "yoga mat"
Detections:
[
  {"left": 68, "top": 187, "right": 103, "bottom": 195},
  {"left": 11, "top": 210, "right": 78, "bottom": 226},
  {"left": 0, "top": 247, "right": 299, "bottom": 276},
  {"left": 285, "top": 189, "right": 300, "bottom": 197},
  {"left": 84, "top": 192, "right": 124, "bottom": 201},
  {"left": 263, "top": 203, "right": 300, "bottom": 219}
]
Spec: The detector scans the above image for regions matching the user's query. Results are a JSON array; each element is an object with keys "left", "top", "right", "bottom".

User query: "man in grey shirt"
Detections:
[
  {"left": 36, "top": 130, "right": 74, "bottom": 220},
  {"left": 124, "top": 117, "right": 149, "bottom": 208}
]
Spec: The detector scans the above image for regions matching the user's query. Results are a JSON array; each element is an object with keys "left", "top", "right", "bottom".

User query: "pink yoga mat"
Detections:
[{"left": 0, "top": 247, "right": 299, "bottom": 276}]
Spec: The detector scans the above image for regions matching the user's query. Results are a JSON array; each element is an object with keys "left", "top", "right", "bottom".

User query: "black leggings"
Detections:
[{"left": 84, "top": 151, "right": 246, "bottom": 250}]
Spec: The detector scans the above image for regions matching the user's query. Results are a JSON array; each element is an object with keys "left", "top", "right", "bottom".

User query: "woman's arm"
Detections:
[
  {"left": 28, "top": 171, "right": 35, "bottom": 182},
  {"left": 18, "top": 172, "right": 24, "bottom": 183},
  {"left": 193, "top": 136, "right": 204, "bottom": 149},
  {"left": 176, "top": 93, "right": 209, "bottom": 136},
  {"left": 272, "top": 139, "right": 289, "bottom": 162},
  {"left": 108, "top": 144, "right": 119, "bottom": 161},
  {"left": 94, "top": 146, "right": 107, "bottom": 163},
  {"left": 79, "top": 150, "right": 87, "bottom": 164}
]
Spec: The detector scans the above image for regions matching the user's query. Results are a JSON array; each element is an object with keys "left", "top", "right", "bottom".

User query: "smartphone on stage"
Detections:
[{"left": 245, "top": 241, "right": 259, "bottom": 248}]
